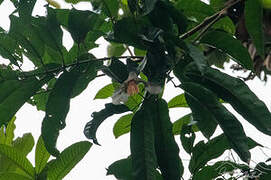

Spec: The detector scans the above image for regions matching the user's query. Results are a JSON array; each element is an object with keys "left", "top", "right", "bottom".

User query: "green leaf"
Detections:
[
  {"left": 107, "top": 157, "right": 133, "bottom": 179},
  {"left": 84, "top": 103, "right": 130, "bottom": 145},
  {"left": 0, "top": 117, "right": 16, "bottom": 145},
  {"left": 35, "top": 136, "right": 50, "bottom": 174},
  {"left": 193, "top": 161, "right": 249, "bottom": 180},
  {"left": 94, "top": 84, "right": 115, "bottom": 100},
  {"left": 0, "top": 172, "right": 32, "bottom": 180},
  {"left": 168, "top": 94, "right": 189, "bottom": 108},
  {"left": 181, "top": 82, "right": 251, "bottom": 164},
  {"left": 0, "top": 77, "right": 50, "bottom": 127},
  {"left": 70, "top": 56, "right": 101, "bottom": 98},
  {"left": 16, "top": 0, "right": 37, "bottom": 23},
  {"left": 65, "top": 0, "right": 89, "bottom": 4},
  {"left": 200, "top": 30, "right": 253, "bottom": 70},
  {"left": 151, "top": 98, "right": 183, "bottom": 179},
  {"left": 107, "top": 157, "right": 163, "bottom": 180},
  {"left": 12, "top": 133, "right": 35, "bottom": 156},
  {"left": 42, "top": 71, "right": 79, "bottom": 156},
  {"left": 0, "top": 32, "right": 22, "bottom": 67},
  {"left": 186, "top": 66, "right": 271, "bottom": 136},
  {"left": 186, "top": 42, "right": 207, "bottom": 74},
  {"left": 107, "top": 42, "right": 126, "bottom": 57},
  {"left": 101, "top": 0, "right": 119, "bottom": 18},
  {"left": 102, "top": 57, "right": 128, "bottom": 83},
  {"left": 113, "top": 113, "right": 133, "bottom": 138},
  {"left": 130, "top": 99, "right": 157, "bottom": 180},
  {"left": 128, "top": 0, "right": 158, "bottom": 15},
  {"left": 255, "top": 162, "right": 271, "bottom": 180},
  {"left": 0, "top": 144, "right": 35, "bottom": 177},
  {"left": 172, "top": 113, "right": 192, "bottom": 135},
  {"left": 180, "top": 125, "right": 195, "bottom": 154},
  {"left": 185, "top": 93, "right": 218, "bottom": 139},
  {"left": 245, "top": 0, "right": 264, "bottom": 58},
  {"left": 68, "top": 8, "right": 104, "bottom": 44},
  {"left": 47, "top": 141, "right": 91, "bottom": 180}
]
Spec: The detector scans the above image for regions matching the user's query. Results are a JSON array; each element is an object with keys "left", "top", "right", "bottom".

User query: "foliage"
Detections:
[
  {"left": 0, "top": 117, "right": 91, "bottom": 180},
  {"left": 1, "top": 0, "right": 271, "bottom": 179}
]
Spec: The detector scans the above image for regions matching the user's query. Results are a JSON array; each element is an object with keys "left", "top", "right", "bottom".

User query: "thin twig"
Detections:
[
  {"left": 17, "top": 55, "right": 144, "bottom": 79},
  {"left": 180, "top": 0, "right": 243, "bottom": 40}
]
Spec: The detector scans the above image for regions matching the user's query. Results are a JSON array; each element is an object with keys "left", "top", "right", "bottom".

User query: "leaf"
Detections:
[
  {"left": 84, "top": 103, "right": 130, "bottom": 145},
  {"left": 94, "top": 84, "right": 115, "bottom": 100},
  {"left": 65, "top": 0, "right": 89, "bottom": 4},
  {"left": 107, "top": 42, "right": 126, "bottom": 57},
  {"left": 107, "top": 157, "right": 133, "bottom": 179},
  {"left": 200, "top": 30, "right": 253, "bottom": 70},
  {"left": 255, "top": 162, "right": 271, "bottom": 180},
  {"left": 42, "top": 71, "right": 79, "bottom": 156},
  {"left": 0, "top": 117, "right": 16, "bottom": 145},
  {"left": 12, "top": 133, "right": 35, "bottom": 156},
  {"left": 245, "top": 0, "right": 264, "bottom": 58},
  {"left": 0, "top": 144, "right": 35, "bottom": 177},
  {"left": 186, "top": 42, "right": 207, "bottom": 74},
  {"left": 130, "top": 100, "right": 157, "bottom": 180},
  {"left": 70, "top": 56, "right": 101, "bottom": 98},
  {"left": 101, "top": 0, "right": 119, "bottom": 18},
  {"left": 193, "top": 161, "right": 249, "bottom": 180},
  {"left": 68, "top": 8, "right": 104, "bottom": 44},
  {"left": 47, "top": 141, "right": 91, "bottom": 180},
  {"left": 102, "top": 57, "right": 128, "bottom": 83},
  {"left": 185, "top": 66, "right": 271, "bottom": 136},
  {"left": 189, "top": 134, "right": 230, "bottom": 173},
  {"left": 180, "top": 125, "right": 195, "bottom": 154},
  {"left": 35, "top": 136, "right": 50, "bottom": 174},
  {"left": 113, "top": 113, "right": 133, "bottom": 138},
  {"left": 172, "top": 113, "right": 193, "bottom": 135},
  {"left": 16, "top": 0, "right": 37, "bottom": 23},
  {"left": 181, "top": 82, "right": 251, "bottom": 164},
  {"left": 107, "top": 157, "right": 163, "bottom": 180},
  {"left": 0, "top": 77, "right": 50, "bottom": 127},
  {"left": 151, "top": 98, "right": 183, "bottom": 179},
  {"left": 168, "top": 93, "right": 189, "bottom": 108},
  {"left": 0, "top": 172, "right": 32, "bottom": 180},
  {"left": 128, "top": 0, "right": 158, "bottom": 15},
  {"left": 185, "top": 93, "right": 218, "bottom": 139}
]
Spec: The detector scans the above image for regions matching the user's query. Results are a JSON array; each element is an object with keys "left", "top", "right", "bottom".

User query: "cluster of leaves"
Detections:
[
  {"left": 0, "top": 0, "right": 271, "bottom": 179},
  {"left": 0, "top": 117, "right": 91, "bottom": 179}
]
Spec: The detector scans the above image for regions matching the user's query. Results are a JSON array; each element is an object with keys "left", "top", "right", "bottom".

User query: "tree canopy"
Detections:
[{"left": 0, "top": 0, "right": 271, "bottom": 179}]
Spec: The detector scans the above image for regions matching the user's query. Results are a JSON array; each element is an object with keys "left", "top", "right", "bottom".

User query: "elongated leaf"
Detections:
[
  {"left": 0, "top": 117, "right": 16, "bottom": 145},
  {"left": 180, "top": 125, "right": 195, "bottom": 154},
  {"left": 13, "top": 133, "right": 34, "bottom": 156},
  {"left": 186, "top": 42, "right": 207, "bottom": 74},
  {"left": 181, "top": 82, "right": 251, "bottom": 164},
  {"left": 47, "top": 141, "right": 91, "bottom": 180},
  {"left": 113, "top": 113, "right": 133, "bottom": 138},
  {"left": 172, "top": 113, "right": 192, "bottom": 135},
  {"left": 185, "top": 66, "right": 271, "bottom": 136},
  {"left": 107, "top": 157, "right": 163, "bottom": 180},
  {"left": 42, "top": 71, "right": 79, "bottom": 156},
  {"left": 168, "top": 93, "right": 189, "bottom": 108},
  {"left": 94, "top": 84, "right": 115, "bottom": 100},
  {"left": 0, "top": 144, "right": 35, "bottom": 177},
  {"left": 245, "top": 0, "right": 264, "bottom": 58},
  {"left": 107, "top": 157, "right": 133, "bottom": 179},
  {"left": 84, "top": 103, "right": 130, "bottom": 145},
  {"left": 0, "top": 77, "right": 49, "bottom": 127},
  {"left": 193, "top": 161, "right": 249, "bottom": 180},
  {"left": 130, "top": 100, "right": 157, "bottom": 179},
  {"left": 128, "top": 0, "right": 158, "bottom": 15},
  {"left": 200, "top": 30, "right": 253, "bottom": 70},
  {"left": 0, "top": 172, "right": 32, "bottom": 180},
  {"left": 68, "top": 9, "right": 104, "bottom": 44},
  {"left": 151, "top": 98, "right": 183, "bottom": 179},
  {"left": 189, "top": 134, "right": 231, "bottom": 173},
  {"left": 185, "top": 93, "right": 218, "bottom": 139},
  {"left": 107, "top": 42, "right": 126, "bottom": 57},
  {"left": 35, "top": 136, "right": 50, "bottom": 174}
]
